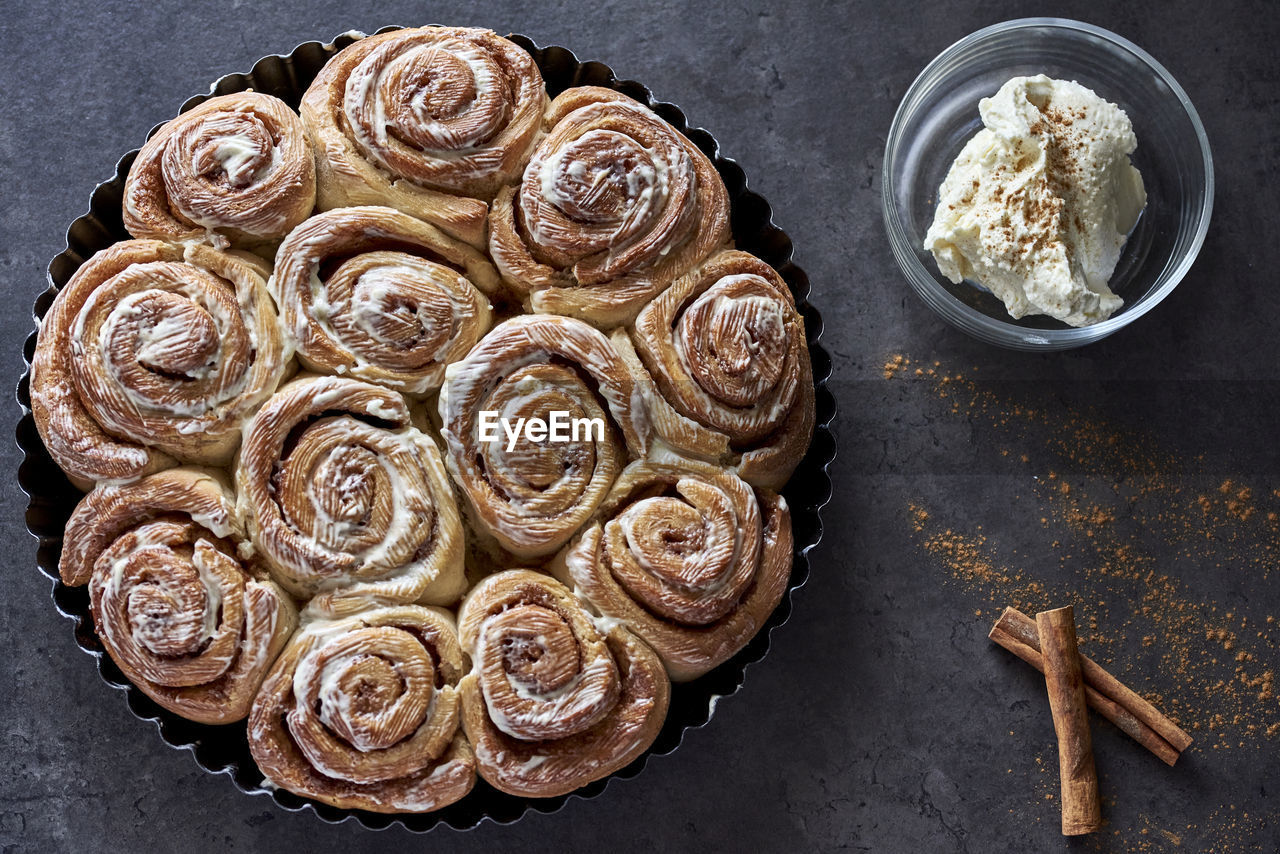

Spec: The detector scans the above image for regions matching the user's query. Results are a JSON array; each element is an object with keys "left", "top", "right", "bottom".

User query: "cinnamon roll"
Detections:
[
  {"left": 619, "top": 249, "right": 815, "bottom": 490},
  {"left": 248, "top": 599, "right": 475, "bottom": 812},
  {"left": 488, "top": 86, "right": 731, "bottom": 328},
  {"left": 61, "top": 467, "right": 297, "bottom": 724},
  {"left": 457, "top": 570, "right": 669, "bottom": 797},
  {"left": 270, "top": 206, "right": 497, "bottom": 396},
  {"left": 123, "top": 92, "right": 316, "bottom": 249},
  {"left": 438, "top": 315, "right": 648, "bottom": 560},
  {"left": 300, "top": 27, "right": 547, "bottom": 248},
  {"left": 551, "top": 459, "right": 792, "bottom": 681},
  {"left": 31, "top": 240, "right": 289, "bottom": 489},
  {"left": 237, "top": 375, "right": 466, "bottom": 612}
]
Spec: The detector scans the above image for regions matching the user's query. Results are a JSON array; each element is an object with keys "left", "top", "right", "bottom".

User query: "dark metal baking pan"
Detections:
[{"left": 16, "top": 27, "right": 838, "bottom": 832}]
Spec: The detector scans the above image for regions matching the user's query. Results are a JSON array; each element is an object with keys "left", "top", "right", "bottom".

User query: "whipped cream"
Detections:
[{"left": 924, "top": 75, "right": 1146, "bottom": 327}]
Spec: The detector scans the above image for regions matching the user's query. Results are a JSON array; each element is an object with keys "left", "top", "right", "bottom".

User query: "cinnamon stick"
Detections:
[
  {"left": 1036, "top": 606, "right": 1102, "bottom": 836},
  {"left": 988, "top": 607, "right": 1192, "bottom": 764}
]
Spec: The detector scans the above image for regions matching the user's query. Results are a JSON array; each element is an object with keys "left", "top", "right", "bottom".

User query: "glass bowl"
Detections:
[{"left": 882, "top": 18, "right": 1213, "bottom": 350}]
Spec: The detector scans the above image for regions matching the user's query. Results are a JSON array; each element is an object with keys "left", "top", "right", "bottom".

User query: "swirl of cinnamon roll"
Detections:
[
  {"left": 456, "top": 570, "right": 669, "bottom": 797},
  {"left": 248, "top": 599, "right": 475, "bottom": 812},
  {"left": 438, "top": 315, "right": 648, "bottom": 560},
  {"left": 270, "top": 206, "right": 498, "bottom": 396},
  {"left": 236, "top": 375, "right": 466, "bottom": 612},
  {"left": 60, "top": 467, "right": 297, "bottom": 724},
  {"left": 300, "top": 27, "right": 547, "bottom": 248},
  {"left": 488, "top": 86, "right": 731, "bottom": 328},
  {"left": 618, "top": 249, "right": 815, "bottom": 490},
  {"left": 31, "top": 240, "right": 288, "bottom": 489},
  {"left": 123, "top": 92, "right": 316, "bottom": 249},
  {"left": 551, "top": 459, "right": 792, "bottom": 681}
]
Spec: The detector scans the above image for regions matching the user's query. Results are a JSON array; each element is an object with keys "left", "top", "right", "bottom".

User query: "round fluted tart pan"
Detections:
[{"left": 17, "top": 28, "right": 837, "bottom": 832}]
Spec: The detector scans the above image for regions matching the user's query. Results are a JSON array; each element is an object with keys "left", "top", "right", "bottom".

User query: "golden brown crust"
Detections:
[
  {"left": 457, "top": 570, "right": 669, "bottom": 797},
  {"left": 437, "top": 315, "right": 648, "bottom": 560},
  {"left": 31, "top": 240, "right": 288, "bottom": 489},
  {"left": 65, "top": 467, "right": 297, "bottom": 724},
  {"left": 488, "top": 86, "right": 731, "bottom": 328},
  {"left": 247, "top": 600, "right": 476, "bottom": 812},
  {"left": 123, "top": 92, "right": 316, "bottom": 249},
  {"left": 236, "top": 375, "right": 466, "bottom": 612},
  {"left": 550, "top": 459, "right": 792, "bottom": 681},
  {"left": 626, "top": 249, "right": 815, "bottom": 490},
  {"left": 300, "top": 27, "right": 548, "bottom": 248},
  {"left": 270, "top": 206, "right": 497, "bottom": 396}
]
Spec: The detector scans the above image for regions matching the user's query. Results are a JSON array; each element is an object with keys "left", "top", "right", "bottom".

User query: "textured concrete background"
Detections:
[{"left": 2, "top": 0, "right": 1277, "bottom": 851}]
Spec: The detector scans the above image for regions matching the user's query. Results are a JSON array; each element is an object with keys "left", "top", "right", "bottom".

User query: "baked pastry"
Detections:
[
  {"left": 31, "top": 239, "right": 289, "bottom": 489},
  {"left": 236, "top": 375, "right": 466, "bottom": 613},
  {"left": 551, "top": 459, "right": 792, "bottom": 681},
  {"left": 270, "top": 206, "right": 497, "bottom": 395},
  {"left": 300, "top": 26, "right": 547, "bottom": 248},
  {"left": 438, "top": 314, "right": 648, "bottom": 560},
  {"left": 488, "top": 86, "right": 731, "bottom": 327},
  {"left": 34, "top": 28, "right": 817, "bottom": 818},
  {"left": 123, "top": 92, "right": 316, "bottom": 249},
  {"left": 614, "top": 249, "right": 815, "bottom": 490},
  {"left": 456, "top": 570, "right": 670, "bottom": 797},
  {"left": 248, "top": 599, "right": 476, "bottom": 812},
  {"left": 61, "top": 468, "right": 297, "bottom": 724}
]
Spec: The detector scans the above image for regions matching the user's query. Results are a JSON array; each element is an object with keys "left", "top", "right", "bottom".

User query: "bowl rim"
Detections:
[{"left": 882, "top": 16, "right": 1215, "bottom": 350}]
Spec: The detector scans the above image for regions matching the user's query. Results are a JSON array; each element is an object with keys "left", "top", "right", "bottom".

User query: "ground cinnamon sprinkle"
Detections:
[
  {"left": 881, "top": 353, "right": 909, "bottom": 380},
  {"left": 885, "top": 353, "right": 1280, "bottom": 851},
  {"left": 910, "top": 502, "right": 1049, "bottom": 612}
]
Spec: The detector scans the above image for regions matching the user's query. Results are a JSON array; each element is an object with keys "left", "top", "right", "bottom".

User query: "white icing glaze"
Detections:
[
  {"left": 207, "top": 130, "right": 276, "bottom": 187},
  {"left": 672, "top": 275, "right": 793, "bottom": 426},
  {"left": 344, "top": 37, "right": 506, "bottom": 180},
  {"left": 475, "top": 604, "right": 618, "bottom": 741}
]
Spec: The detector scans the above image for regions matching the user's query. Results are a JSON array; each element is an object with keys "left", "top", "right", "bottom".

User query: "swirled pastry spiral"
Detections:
[
  {"left": 438, "top": 315, "right": 648, "bottom": 560},
  {"left": 61, "top": 467, "right": 297, "bottom": 724},
  {"left": 31, "top": 240, "right": 289, "bottom": 489},
  {"left": 300, "top": 27, "right": 548, "bottom": 248},
  {"left": 457, "top": 570, "right": 669, "bottom": 797},
  {"left": 617, "top": 249, "right": 815, "bottom": 490},
  {"left": 237, "top": 375, "right": 466, "bottom": 613},
  {"left": 551, "top": 459, "right": 792, "bottom": 681},
  {"left": 270, "top": 206, "right": 498, "bottom": 396},
  {"left": 123, "top": 92, "right": 316, "bottom": 249},
  {"left": 488, "top": 86, "right": 731, "bottom": 328},
  {"left": 248, "top": 599, "right": 475, "bottom": 812}
]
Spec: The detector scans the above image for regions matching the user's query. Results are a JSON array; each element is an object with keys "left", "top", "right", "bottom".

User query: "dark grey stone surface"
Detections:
[{"left": 1, "top": 0, "right": 1277, "bottom": 851}]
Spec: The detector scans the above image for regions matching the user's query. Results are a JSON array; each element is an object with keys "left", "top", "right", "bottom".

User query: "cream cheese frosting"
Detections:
[{"left": 924, "top": 75, "right": 1146, "bottom": 327}]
